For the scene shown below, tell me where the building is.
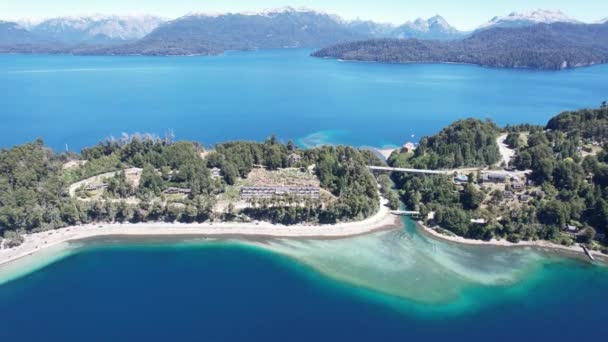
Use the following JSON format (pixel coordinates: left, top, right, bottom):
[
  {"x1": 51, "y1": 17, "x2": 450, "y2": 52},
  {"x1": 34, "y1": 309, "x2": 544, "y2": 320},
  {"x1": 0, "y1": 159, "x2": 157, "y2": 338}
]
[
  {"x1": 400, "y1": 142, "x2": 416, "y2": 153},
  {"x1": 563, "y1": 225, "x2": 579, "y2": 233},
  {"x1": 164, "y1": 187, "x2": 192, "y2": 195},
  {"x1": 482, "y1": 173, "x2": 507, "y2": 183},
  {"x1": 288, "y1": 153, "x2": 302, "y2": 163},
  {"x1": 504, "y1": 190, "x2": 514, "y2": 199},
  {"x1": 240, "y1": 186, "x2": 320, "y2": 200},
  {"x1": 85, "y1": 183, "x2": 108, "y2": 191},
  {"x1": 512, "y1": 182, "x2": 525, "y2": 190},
  {"x1": 210, "y1": 167, "x2": 221, "y2": 178},
  {"x1": 454, "y1": 174, "x2": 469, "y2": 184}
]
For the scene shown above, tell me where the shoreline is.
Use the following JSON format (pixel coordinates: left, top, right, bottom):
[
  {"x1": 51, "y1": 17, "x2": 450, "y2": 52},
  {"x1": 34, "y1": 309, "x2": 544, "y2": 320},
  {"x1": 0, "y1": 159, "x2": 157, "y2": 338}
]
[
  {"x1": 0, "y1": 200, "x2": 400, "y2": 268},
  {"x1": 416, "y1": 220, "x2": 608, "y2": 263}
]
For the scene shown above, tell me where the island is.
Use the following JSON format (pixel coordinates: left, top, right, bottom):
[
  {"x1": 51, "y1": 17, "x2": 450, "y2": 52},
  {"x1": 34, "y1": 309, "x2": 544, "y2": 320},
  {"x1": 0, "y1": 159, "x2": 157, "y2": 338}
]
[
  {"x1": 312, "y1": 22, "x2": 608, "y2": 70},
  {"x1": 383, "y1": 103, "x2": 608, "y2": 257}
]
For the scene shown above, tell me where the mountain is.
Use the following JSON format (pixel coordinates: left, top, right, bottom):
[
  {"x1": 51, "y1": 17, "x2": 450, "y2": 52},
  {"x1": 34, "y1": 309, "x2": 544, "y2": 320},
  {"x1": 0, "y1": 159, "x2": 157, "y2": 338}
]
[
  {"x1": 478, "y1": 9, "x2": 579, "y2": 30},
  {"x1": 31, "y1": 15, "x2": 165, "y2": 44},
  {"x1": 392, "y1": 15, "x2": 465, "y2": 40},
  {"x1": 312, "y1": 22, "x2": 608, "y2": 70},
  {"x1": 0, "y1": 20, "x2": 42, "y2": 45},
  {"x1": 91, "y1": 8, "x2": 366, "y2": 55},
  {"x1": 0, "y1": 20, "x2": 67, "y2": 52},
  {"x1": 346, "y1": 19, "x2": 395, "y2": 38}
]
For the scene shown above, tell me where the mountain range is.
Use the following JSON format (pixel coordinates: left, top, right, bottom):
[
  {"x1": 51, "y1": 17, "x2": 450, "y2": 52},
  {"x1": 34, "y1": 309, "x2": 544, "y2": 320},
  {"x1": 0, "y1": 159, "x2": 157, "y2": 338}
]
[
  {"x1": 30, "y1": 15, "x2": 165, "y2": 44},
  {"x1": 0, "y1": 8, "x2": 605, "y2": 58},
  {"x1": 476, "y1": 9, "x2": 580, "y2": 30}
]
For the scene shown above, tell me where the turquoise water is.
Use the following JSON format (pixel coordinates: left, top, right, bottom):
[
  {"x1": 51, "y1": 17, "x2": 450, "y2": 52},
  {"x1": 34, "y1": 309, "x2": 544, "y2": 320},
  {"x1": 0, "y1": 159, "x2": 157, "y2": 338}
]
[
  {"x1": 0, "y1": 219, "x2": 607, "y2": 341},
  {"x1": 1, "y1": 49, "x2": 608, "y2": 150}
]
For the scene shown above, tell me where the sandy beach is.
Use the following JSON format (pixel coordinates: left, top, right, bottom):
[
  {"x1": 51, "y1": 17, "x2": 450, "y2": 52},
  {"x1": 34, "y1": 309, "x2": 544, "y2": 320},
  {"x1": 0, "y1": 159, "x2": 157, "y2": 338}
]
[
  {"x1": 416, "y1": 220, "x2": 608, "y2": 262},
  {"x1": 0, "y1": 199, "x2": 400, "y2": 267}
]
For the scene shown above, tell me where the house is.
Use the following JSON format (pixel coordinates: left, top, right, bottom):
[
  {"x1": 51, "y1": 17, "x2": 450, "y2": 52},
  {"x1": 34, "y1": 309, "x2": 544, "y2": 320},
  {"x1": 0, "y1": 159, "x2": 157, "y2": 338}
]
[
  {"x1": 210, "y1": 167, "x2": 221, "y2": 178},
  {"x1": 240, "y1": 186, "x2": 320, "y2": 200},
  {"x1": 454, "y1": 174, "x2": 469, "y2": 184},
  {"x1": 85, "y1": 183, "x2": 108, "y2": 191},
  {"x1": 164, "y1": 187, "x2": 192, "y2": 195},
  {"x1": 512, "y1": 182, "x2": 525, "y2": 191},
  {"x1": 518, "y1": 194, "x2": 530, "y2": 201},
  {"x1": 563, "y1": 225, "x2": 579, "y2": 233},
  {"x1": 288, "y1": 153, "x2": 302, "y2": 163},
  {"x1": 482, "y1": 173, "x2": 507, "y2": 183},
  {"x1": 399, "y1": 142, "x2": 416, "y2": 154},
  {"x1": 503, "y1": 190, "x2": 514, "y2": 199}
]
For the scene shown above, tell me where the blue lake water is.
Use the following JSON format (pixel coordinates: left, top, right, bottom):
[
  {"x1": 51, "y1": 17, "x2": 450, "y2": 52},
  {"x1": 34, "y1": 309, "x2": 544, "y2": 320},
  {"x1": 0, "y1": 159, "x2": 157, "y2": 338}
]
[
  {"x1": 1, "y1": 49, "x2": 608, "y2": 150},
  {"x1": 0, "y1": 234, "x2": 607, "y2": 342},
  {"x1": 1, "y1": 50, "x2": 608, "y2": 341}
]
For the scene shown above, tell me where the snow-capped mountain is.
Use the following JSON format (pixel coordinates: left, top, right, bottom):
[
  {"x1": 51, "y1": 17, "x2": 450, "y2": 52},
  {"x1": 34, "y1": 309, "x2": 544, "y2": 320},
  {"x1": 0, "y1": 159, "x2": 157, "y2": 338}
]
[
  {"x1": 599, "y1": 18, "x2": 608, "y2": 24},
  {"x1": 0, "y1": 20, "x2": 47, "y2": 45},
  {"x1": 31, "y1": 15, "x2": 165, "y2": 44},
  {"x1": 346, "y1": 19, "x2": 395, "y2": 37},
  {"x1": 478, "y1": 9, "x2": 580, "y2": 30},
  {"x1": 392, "y1": 15, "x2": 464, "y2": 40}
]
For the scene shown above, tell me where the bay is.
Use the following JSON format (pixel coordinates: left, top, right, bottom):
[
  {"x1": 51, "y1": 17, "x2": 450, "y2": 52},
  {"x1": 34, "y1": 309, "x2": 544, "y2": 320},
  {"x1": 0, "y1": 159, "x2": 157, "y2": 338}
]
[{"x1": 1, "y1": 49, "x2": 607, "y2": 150}]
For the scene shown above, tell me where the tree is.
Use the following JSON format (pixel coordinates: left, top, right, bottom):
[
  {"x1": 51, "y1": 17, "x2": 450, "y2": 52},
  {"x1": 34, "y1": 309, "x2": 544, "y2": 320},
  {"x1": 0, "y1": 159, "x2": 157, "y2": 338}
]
[
  {"x1": 538, "y1": 200, "x2": 568, "y2": 227},
  {"x1": 461, "y1": 184, "x2": 484, "y2": 210}
]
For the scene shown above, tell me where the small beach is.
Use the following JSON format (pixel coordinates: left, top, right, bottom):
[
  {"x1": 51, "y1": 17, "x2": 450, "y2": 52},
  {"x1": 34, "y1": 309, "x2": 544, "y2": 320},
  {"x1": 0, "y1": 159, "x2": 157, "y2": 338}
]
[
  {"x1": 0, "y1": 199, "x2": 399, "y2": 268},
  {"x1": 416, "y1": 220, "x2": 608, "y2": 263}
]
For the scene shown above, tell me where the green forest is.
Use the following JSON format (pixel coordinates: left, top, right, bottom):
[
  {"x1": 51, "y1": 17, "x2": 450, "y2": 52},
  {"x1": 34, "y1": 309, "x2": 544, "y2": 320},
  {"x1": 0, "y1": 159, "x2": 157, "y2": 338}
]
[
  {"x1": 0, "y1": 136, "x2": 381, "y2": 246},
  {"x1": 388, "y1": 119, "x2": 501, "y2": 169}
]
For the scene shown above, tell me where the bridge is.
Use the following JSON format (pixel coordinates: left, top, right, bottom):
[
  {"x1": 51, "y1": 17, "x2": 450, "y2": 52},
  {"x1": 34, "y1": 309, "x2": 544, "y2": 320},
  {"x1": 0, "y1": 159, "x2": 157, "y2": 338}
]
[
  {"x1": 391, "y1": 210, "x2": 421, "y2": 216},
  {"x1": 367, "y1": 166, "x2": 451, "y2": 175}
]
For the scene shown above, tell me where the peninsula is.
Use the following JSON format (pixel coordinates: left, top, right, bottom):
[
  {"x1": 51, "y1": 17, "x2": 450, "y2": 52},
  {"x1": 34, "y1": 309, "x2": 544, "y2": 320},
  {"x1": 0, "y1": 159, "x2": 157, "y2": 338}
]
[
  {"x1": 382, "y1": 104, "x2": 608, "y2": 256},
  {"x1": 2, "y1": 106, "x2": 608, "y2": 266},
  {"x1": 0, "y1": 136, "x2": 398, "y2": 261}
]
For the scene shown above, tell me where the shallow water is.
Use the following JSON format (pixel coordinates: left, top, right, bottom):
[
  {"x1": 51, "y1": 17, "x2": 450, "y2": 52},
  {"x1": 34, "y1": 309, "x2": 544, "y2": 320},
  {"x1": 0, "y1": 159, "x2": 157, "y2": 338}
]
[
  {"x1": 1, "y1": 219, "x2": 607, "y2": 341},
  {"x1": 1, "y1": 50, "x2": 608, "y2": 150}
]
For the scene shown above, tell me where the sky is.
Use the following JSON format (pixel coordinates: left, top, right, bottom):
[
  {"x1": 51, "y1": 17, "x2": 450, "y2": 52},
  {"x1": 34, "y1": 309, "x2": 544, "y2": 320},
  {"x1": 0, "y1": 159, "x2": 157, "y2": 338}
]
[{"x1": 1, "y1": 0, "x2": 607, "y2": 30}]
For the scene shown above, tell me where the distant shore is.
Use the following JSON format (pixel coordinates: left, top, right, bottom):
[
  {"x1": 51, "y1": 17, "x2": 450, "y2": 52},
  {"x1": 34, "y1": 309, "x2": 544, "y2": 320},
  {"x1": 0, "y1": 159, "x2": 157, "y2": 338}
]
[
  {"x1": 0, "y1": 199, "x2": 400, "y2": 268},
  {"x1": 416, "y1": 220, "x2": 608, "y2": 263}
]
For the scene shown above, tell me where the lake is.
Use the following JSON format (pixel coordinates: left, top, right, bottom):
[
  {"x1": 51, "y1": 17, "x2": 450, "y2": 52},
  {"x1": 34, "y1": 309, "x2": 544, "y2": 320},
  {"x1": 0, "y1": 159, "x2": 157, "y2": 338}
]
[
  {"x1": 1, "y1": 49, "x2": 607, "y2": 150},
  {"x1": 1, "y1": 50, "x2": 608, "y2": 341}
]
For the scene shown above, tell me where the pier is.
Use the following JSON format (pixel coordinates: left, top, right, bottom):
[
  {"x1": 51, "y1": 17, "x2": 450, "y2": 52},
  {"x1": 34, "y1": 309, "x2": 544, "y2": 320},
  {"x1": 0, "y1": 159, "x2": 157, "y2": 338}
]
[{"x1": 582, "y1": 245, "x2": 596, "y2": 261}]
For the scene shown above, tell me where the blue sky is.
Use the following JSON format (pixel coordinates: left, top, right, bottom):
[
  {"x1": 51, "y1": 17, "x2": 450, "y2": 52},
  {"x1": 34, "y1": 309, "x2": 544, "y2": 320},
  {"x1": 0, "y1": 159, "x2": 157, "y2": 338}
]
[{"x1": 2, "y1": 0, "x2": 607, "y2": 30}]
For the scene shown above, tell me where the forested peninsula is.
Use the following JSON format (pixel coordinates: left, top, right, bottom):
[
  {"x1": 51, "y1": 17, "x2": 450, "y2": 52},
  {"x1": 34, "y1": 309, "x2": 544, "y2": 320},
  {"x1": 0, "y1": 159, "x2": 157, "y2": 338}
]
[
  {"x1": 313, "y1": 23, "x2": 608, "y2": 70},
  {"x1": 0, "y1": 137, "x2": 382, "y2": 247},
  {"x1": 387, "y1": 104, "x2": 608, "y2": 254}
]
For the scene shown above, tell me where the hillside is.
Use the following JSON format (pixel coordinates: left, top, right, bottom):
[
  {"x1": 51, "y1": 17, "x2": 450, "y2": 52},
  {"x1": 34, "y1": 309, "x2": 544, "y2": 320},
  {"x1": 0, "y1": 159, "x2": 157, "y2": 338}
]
[
  {"x1": 389, "y1": 119, "x2": 501, "y2": 169},
  {"x1": 312, "y1": 22, "x2": 608, "y2": 70}
]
